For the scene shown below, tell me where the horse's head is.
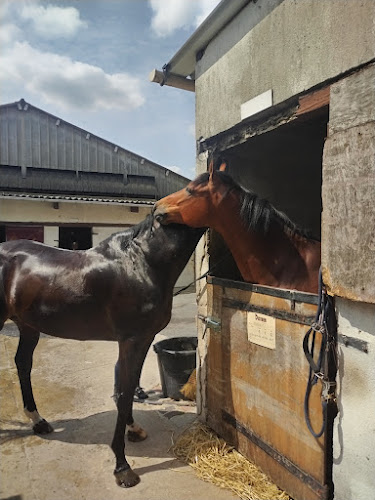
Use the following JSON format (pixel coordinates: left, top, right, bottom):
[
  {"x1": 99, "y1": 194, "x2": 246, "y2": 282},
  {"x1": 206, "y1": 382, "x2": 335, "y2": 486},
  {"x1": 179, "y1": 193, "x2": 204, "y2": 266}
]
[{"x1": 153, "y1": 161, "x2": 231, "y2": 228}]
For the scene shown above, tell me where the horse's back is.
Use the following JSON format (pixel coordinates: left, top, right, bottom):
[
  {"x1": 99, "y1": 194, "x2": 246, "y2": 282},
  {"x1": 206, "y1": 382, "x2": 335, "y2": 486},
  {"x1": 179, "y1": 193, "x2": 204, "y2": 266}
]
[
  {"x1": 0, "y1": 239, "x2": 76, "y2": 258},
  {"x1": 0, "y1": 238, "x2": 159, "y2": 340},
  {"x1": 0, "y1": 240, "x2": 93, "y2": 333}
]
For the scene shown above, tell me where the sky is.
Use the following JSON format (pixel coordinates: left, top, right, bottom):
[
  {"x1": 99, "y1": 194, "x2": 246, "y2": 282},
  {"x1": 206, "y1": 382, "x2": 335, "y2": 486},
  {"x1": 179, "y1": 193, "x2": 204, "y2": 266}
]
[{"x1": 0, "y1": 0, "x2": 221, "y2": 179}]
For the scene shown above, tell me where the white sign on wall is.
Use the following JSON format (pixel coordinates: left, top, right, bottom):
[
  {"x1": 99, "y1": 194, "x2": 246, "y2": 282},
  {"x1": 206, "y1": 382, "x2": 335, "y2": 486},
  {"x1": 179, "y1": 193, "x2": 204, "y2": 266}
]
[
  {"x1": 247, "y1": 311, "x2": 276, "y2": 349},
  {"x1": 241, "y1": 89, "x2": 273, "y2": 121}
]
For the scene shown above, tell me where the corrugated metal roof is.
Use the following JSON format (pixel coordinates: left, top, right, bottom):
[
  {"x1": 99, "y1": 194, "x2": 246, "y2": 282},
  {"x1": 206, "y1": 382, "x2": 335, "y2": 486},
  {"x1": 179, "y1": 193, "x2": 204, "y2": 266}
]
[
  {"x1": 0, "y1": 165, "x2": 158, "y2": 199},
  {"x1": 0, "y1": 99, "x2": 191, "y2": 199}
]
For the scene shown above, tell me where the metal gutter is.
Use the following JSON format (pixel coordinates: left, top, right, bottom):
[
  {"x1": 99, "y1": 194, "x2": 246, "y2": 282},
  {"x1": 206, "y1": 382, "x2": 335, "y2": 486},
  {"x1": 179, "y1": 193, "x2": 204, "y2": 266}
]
[{"x1": 150, "y1": 0, "x2": 251, "y2": 89}]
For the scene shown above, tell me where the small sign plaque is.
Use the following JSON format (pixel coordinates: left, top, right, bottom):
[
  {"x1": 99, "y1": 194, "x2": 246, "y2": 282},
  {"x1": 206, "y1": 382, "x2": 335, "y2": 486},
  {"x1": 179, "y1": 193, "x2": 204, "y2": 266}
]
[{"x1": 247, "y1": 311, "x2": 276, "y2": 349}]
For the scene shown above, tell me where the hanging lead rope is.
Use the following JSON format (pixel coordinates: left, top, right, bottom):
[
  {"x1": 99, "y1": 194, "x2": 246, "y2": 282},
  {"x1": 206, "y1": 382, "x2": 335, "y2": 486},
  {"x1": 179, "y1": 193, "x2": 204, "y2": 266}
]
[
  {"x1": 173, "y1": 270, "x2": 209, "y2": 296},
  {"x1": 173, "y1": 248, "x2": 233, "y2": 297},
  {"x1": 303, "y1": 268, "x2": 338, "y2": 438}
]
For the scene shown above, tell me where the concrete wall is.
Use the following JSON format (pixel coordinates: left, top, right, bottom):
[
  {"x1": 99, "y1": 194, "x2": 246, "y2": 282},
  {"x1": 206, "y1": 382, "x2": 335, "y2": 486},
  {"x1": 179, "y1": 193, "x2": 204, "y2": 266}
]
[
  {"x1": 0, "y1": 198, "x2": 150, "y2": 225},
  {"x1": 195, "y1": 0, "x2": 375, "y2": 141},
  {"x1": 44, "y1": 225, "x2": 59, "y2": 247},
  {"x1": 333, "y1": 298, "x2": 375, "y2": 500},
  {"x1": 321, "y1": 64, "x2": 375, "y2": 500}
]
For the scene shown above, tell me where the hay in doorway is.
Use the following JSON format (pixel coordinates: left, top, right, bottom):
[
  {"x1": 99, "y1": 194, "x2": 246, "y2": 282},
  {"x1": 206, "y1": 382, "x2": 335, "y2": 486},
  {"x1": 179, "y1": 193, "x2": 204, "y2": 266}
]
[{"x1": 172, "y1": 421, "x2": 290, "y2": 500}]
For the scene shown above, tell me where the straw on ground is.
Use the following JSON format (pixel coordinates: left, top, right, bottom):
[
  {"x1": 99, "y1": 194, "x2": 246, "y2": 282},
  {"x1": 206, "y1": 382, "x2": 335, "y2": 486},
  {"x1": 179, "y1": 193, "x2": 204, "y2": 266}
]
[{"x1": 172, "y1": 421, "x2": 290, "y2": 500}]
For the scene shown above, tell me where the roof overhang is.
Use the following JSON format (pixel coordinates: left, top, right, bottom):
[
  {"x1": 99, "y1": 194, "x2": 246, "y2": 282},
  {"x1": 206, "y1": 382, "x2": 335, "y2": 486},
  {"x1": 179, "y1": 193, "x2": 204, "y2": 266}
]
[
  {"x1": 0, "y1": 192, "x2": 154, "y2": 207},
  {"x1": 149, "y1": 0, "x2": 251, "y2": 92}
]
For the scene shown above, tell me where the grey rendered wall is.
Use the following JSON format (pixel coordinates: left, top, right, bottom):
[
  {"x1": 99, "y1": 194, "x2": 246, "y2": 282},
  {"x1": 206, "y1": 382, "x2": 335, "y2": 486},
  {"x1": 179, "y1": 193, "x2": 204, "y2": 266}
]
[
  {"x1": 195, "y1": 0, "x2": 375, "y2": 141},
  {"x1": 333, "y1": 298, "x2": 375, "y2": 500}
]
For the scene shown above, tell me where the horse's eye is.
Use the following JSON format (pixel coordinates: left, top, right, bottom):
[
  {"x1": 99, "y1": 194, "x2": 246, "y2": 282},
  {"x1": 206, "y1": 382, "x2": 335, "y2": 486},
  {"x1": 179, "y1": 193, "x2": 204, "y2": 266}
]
[{"x1": 186, "y1": 187, "x2": 193, "y2": 195}]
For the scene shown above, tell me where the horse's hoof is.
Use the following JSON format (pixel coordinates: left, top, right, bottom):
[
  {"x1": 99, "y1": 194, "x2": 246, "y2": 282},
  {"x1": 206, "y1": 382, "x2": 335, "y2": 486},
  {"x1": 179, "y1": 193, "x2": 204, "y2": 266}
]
[
  {"x1": 128, "y1": 429, "x2": 147, "y2": 442},
  {"x1": 33, "y1": 419, "x2": 54, "y2": 434},
  {"x1": 115, "y1": 468, "x2": 140, "y2": 488}
]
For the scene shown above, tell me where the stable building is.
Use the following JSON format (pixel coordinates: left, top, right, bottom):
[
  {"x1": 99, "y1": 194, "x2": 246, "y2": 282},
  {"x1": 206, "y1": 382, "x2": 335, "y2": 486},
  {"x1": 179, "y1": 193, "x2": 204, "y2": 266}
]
[
  {"x1": 0, "y1": 99, "x2": 194, "y2": 286},
  {"x1": 151, "y1": 1, "x2": 375, "y2": 499}
]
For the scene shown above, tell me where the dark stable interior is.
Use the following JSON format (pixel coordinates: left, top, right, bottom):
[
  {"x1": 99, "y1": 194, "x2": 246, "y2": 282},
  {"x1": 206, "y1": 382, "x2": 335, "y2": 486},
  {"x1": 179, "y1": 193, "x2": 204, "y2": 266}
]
[{"x1": 209, "y1": 109, "x2": 328, "y2": 282}]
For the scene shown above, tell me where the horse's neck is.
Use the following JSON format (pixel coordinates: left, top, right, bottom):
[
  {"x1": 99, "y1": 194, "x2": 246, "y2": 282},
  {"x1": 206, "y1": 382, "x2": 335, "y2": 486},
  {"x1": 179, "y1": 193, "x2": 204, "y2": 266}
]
[
  {"x1": 214, "y1": 215, "x2": 278, "y2": 283},
  {"x1": 214, "y1": 207, "x2": 320, "y2": 293},
  {"x1": 121, "y1": 225, "x2": 201, "y2": 288}
]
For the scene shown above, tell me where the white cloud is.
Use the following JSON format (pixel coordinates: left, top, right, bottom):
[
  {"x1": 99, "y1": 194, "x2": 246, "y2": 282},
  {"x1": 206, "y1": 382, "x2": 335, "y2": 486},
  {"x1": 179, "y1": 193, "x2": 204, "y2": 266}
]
[
  {"x1": 20, "y1": 3, "x2": 87, "y2": 39},
  {"x1": 0, "y1": 41, "x2": 145, "y2": 112},
  {"x1": 150, "y1": 0, "x2": 220, "y2": 37},
  {"x1": 0, "y1": 22, "x2": 21, "y2": 46},
  {"x1": 0, "y1": 0, "x2": 12, "y2": 20}
]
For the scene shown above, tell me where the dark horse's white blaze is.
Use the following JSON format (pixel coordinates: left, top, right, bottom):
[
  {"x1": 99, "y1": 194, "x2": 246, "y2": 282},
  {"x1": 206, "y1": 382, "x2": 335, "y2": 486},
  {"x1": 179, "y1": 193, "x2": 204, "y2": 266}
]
[{"x1": 0, "y1": 215, "x2": 204, "y2": 488}]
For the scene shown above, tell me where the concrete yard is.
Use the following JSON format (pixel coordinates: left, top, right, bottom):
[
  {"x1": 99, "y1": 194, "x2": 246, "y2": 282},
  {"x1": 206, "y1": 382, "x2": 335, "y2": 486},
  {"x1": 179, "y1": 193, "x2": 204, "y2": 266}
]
[{"x1": 0, "y1": 293, "x2": 236, "y2": 500}]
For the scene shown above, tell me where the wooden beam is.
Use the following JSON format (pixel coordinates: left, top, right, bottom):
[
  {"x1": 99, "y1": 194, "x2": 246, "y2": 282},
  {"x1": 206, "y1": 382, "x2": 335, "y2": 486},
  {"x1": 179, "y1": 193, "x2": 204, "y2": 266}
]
[
  {"x1": 296, "y1": 86, "x2": 330, "y2": 116},
  {"x1": 149, "y1": 69, "x2": 195, "y2": 93}
]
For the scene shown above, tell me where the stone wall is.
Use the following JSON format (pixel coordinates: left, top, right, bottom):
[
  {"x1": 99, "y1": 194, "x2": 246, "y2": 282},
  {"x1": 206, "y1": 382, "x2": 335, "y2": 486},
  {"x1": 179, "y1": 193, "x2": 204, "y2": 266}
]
[{"x1": 322, "y1": 63, "x2": 375, "y2": 500}]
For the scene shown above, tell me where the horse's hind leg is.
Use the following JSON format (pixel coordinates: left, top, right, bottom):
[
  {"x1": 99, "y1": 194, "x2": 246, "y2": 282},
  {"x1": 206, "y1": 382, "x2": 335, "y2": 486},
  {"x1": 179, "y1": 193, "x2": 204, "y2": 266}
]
[{"x1": 14, "y1": 324, "x2": 53, "y2": 434}]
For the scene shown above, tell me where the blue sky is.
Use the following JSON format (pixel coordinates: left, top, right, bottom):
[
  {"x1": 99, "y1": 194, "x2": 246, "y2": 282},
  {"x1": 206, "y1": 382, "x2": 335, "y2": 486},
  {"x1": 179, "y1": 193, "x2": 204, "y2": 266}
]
[{"x1": 0, "y1": 1, "x2": 220, "y2": 179}]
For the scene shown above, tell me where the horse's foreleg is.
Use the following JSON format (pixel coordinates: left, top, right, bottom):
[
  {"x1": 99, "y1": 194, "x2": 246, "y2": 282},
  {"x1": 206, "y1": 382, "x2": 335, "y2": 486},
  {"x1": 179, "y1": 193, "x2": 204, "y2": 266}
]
[
  {"x1": 15, "y1": 324, "x2": 53, "y2": 434},
  {"x1": 111, "y1": 337, "x2": 152, "y2": 488},
  {"x1": 114, "y1": 360, "x2": 147, "y2": 442}
]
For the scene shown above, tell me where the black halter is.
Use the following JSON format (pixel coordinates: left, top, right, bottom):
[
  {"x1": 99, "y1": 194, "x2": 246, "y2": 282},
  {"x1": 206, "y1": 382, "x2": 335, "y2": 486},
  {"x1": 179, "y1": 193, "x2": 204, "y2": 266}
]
[{"x1": 303, "y1": 268, "x2": 338, "y2": 437}]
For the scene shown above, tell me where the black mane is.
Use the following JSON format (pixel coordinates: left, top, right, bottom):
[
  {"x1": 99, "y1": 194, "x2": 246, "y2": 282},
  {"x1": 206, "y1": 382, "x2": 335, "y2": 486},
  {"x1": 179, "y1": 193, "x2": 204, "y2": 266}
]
[
  {"x1": 194, "y1": 172, "x2": 210, "y2": 185},
  {"x1": 95, "y1": 215, "x2": 154, "y2": 254},
  {"x1": 214, "y1": 171, "x2": 314, "y2": 240}
]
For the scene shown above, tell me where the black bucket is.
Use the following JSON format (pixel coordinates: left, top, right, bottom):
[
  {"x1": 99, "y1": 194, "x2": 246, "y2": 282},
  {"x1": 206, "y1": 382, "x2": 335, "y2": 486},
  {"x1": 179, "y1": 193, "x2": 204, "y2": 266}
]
[{"x1": 153, "y1": 336, "x2": 198, "y2": 400}]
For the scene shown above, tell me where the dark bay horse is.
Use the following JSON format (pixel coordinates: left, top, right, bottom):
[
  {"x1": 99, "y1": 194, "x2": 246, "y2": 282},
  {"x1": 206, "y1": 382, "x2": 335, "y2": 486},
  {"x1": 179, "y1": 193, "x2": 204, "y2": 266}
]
[
  {"x1": 153, "y1": 162, "x2": 321, "y2": 293},
  {"x1": 0, "y1": 215, "x2": 204, "y2": 487}
]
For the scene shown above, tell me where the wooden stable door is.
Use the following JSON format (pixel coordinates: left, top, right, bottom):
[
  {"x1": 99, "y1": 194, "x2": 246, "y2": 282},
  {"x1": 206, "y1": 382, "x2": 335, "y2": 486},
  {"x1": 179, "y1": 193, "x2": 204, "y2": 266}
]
[
  {"x1": 205, "y1": 277, "x2": 334, "y2": 500},
  {"x1": 6, "y1": 226, "x2": 44, "y2": 242}
]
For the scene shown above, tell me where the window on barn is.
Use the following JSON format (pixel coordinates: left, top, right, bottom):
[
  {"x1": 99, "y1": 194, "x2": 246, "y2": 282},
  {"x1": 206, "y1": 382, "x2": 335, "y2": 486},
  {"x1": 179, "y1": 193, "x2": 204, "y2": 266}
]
[{"x1": 59, "y1": 226, "x2": 92, "y2": 250}]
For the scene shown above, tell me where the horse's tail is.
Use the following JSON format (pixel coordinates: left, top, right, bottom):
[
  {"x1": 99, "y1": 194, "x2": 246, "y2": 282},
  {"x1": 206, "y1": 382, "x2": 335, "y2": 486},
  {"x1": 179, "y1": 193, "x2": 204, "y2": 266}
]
[{"x1": 0, "y1": 251, "x2": 9, "y2": 331}]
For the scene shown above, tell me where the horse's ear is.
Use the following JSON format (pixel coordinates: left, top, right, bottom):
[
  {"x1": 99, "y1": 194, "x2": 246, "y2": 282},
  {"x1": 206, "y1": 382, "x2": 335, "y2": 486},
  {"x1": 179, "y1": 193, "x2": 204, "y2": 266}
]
[{"x1": 208, "y1": 157, "x2": 214, "y2": 175}]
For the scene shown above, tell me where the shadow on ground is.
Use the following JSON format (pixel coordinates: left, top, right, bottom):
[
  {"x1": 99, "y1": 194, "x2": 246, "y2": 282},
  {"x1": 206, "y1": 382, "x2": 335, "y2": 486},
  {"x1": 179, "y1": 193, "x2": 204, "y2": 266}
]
[{"x1": 0, "y1": 408, "x2": 187, "y2": 460}]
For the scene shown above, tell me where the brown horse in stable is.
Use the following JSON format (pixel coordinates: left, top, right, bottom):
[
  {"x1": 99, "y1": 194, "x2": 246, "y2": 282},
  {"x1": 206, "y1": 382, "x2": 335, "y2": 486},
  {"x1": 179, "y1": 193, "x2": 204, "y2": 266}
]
[
  {"x1": 0, "y1": 215, "x2": 204, "y2": 487},
  {"x1": 154, "y1": 162, "x2": 321, "y2": 293}
]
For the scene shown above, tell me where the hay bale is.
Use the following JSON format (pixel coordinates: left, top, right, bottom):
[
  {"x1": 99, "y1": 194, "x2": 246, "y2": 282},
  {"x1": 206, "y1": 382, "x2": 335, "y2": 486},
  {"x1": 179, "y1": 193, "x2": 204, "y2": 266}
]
[
  {"x1": 172, "y1": 421, "x2": 290, "y2": 500},
  {"x1": 180, "y1": 368, "x2": 197, "y2": 400}
]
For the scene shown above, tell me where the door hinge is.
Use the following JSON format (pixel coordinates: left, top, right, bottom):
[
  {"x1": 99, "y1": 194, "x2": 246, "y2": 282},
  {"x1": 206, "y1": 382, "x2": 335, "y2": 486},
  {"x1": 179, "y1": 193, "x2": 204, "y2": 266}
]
[{"x1": 198, "y1": 315, "x2": 221, "y2": 332}]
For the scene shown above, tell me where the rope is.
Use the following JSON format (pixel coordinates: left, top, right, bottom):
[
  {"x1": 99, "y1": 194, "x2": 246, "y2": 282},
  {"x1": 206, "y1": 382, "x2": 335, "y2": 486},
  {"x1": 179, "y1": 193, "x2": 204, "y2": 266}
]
[
  {"x1": 173, "y1": 270, "x2": 209, "y2": 297},
  {"x1": 173, "y1": 248, "x2": 233, "y2": 297},
  {"x1": 303, "y1": 268, "x2": 337, "y2": 438}
]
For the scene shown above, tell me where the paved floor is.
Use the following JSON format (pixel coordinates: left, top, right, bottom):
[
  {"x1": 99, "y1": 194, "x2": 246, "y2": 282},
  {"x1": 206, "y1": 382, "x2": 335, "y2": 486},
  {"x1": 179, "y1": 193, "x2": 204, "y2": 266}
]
[{"x1": 0, "y1": 293, "x2": 236, "y2": 500}]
